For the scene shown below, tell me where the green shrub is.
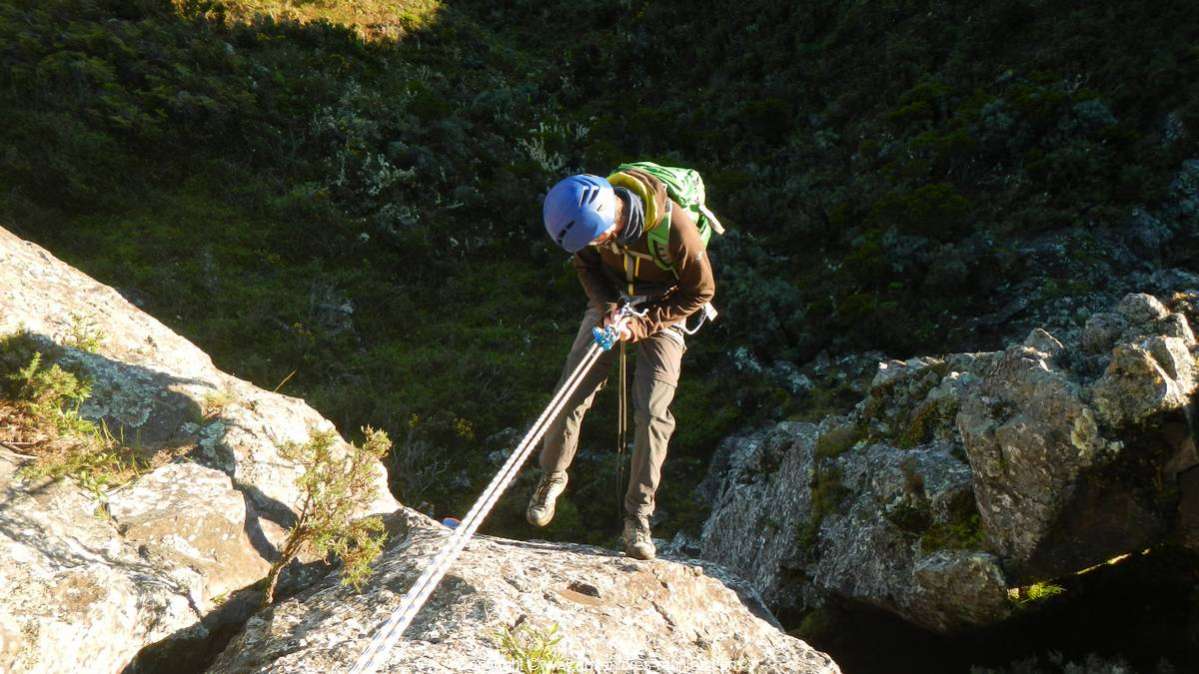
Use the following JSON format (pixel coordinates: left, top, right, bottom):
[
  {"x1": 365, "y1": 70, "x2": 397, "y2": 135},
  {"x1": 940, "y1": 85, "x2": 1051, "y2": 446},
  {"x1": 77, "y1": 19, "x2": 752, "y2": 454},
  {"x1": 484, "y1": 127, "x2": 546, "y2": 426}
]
[
  {"x1": 870, "y1": 183, "x2": 973, "y2": 241},
  {"x1": 264, "y1": 426, "x2": 391, "y2": 604},
  {"x1": 493, "y1": 621, "x2": 577, "y2": 674},
  {"x1": 0, "y1": 333, "x2": 142, "y2": 499},
  {"x1": 6, "y1": 351, "x2": 92, "y2": 434},
  {"x1": 887, "y1": 76, "x2": 953, "y2": 130}
]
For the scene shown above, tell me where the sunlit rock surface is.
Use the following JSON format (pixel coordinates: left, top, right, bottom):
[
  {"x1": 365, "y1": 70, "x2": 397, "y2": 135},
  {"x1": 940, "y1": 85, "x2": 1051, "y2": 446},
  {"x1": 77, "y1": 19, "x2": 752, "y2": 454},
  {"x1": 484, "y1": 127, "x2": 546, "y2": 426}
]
[
  {"x1": 209, "y1": 510, "x2": 840, "y2": 674},
  {"x1": 0, "y1": 227, "x2": 398, "y2": 673}
]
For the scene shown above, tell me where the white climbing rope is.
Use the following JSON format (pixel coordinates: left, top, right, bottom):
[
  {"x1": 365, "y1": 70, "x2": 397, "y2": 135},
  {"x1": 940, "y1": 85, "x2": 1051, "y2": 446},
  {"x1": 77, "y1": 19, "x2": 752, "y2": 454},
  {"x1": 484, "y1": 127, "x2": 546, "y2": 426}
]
[{"x1": 348, "y1": 340, "x2": 607, "y2": 674}]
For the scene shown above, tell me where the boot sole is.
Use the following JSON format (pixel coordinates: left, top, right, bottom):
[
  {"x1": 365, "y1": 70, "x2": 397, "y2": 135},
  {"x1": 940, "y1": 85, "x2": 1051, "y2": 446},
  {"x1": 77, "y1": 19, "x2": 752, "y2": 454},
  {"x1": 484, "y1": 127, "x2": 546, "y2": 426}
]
[{"x1": 526, "y1": 505, "x2": 555, "y2": 528}]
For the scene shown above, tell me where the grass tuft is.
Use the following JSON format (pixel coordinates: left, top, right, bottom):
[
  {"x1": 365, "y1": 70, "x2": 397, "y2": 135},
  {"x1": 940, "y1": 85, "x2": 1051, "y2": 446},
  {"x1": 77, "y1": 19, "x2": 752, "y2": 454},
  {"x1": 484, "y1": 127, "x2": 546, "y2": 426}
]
[
  {"x1": 1, "y1": 333, "x2": 144, "y2": 499},
  {"x1": 1008, "y1": 581, "x2": 1067, "y2": 608}
]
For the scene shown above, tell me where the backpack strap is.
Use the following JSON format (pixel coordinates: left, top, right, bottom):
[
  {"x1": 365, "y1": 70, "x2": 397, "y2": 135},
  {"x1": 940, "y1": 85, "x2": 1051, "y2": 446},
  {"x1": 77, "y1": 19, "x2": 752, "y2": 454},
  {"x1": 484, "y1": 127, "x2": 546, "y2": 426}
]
[
  {"x1": 606, "y1": 206, "x2": 676, "y2": 278},
  {"x1": 602, "y1": 240, "x2": 650, "y2": 295},
  {"x1": 607, "y1": 169, "x2": 677, "y2": 275},
  {"x1": 645, "y1": 201, "x2": 677, "y2": 275},
  {"x1": 622, "y1": 252, "x2": 639, "y2": 296}
]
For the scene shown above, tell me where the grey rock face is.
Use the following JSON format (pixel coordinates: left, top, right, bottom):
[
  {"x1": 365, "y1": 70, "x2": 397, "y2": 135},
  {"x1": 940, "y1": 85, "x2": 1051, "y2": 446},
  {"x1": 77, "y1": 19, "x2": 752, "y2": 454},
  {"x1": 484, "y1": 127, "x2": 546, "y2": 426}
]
[
  {"x1": 812, "y1": 441, "x2": 1009, "y2": 633},
  {"x1": 700, "y1": 415, "x2": 1009, "y2": 633},
  {"x1": 960, "y1": 293, "x2": 1198, "y2": 580},
  {"x1": 0, "y1": 453, "x2": 198, "y2": 674},
  {"x1": 956, "y1": 342, "x2": 1104, "y2": 570},
  {"x1": 210, "y1": 510, "x2": 840, "y2": 674},
  {"x1": 0, "y1": 227, "x2": 398, "y2": 673},
  {"x1": 700, "y1": 290, "x2": 1199, "y2": 632},
  {"x1": 699, "y1": 422, "x2": 820, "y2": 611}
]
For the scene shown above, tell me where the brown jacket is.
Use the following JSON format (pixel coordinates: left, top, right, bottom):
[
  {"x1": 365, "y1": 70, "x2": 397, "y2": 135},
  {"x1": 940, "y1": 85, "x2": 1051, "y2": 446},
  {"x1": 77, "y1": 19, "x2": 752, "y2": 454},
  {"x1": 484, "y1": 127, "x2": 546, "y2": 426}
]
[{"x1": 571, "y1": 171, "x2": 716, "y2": 341}]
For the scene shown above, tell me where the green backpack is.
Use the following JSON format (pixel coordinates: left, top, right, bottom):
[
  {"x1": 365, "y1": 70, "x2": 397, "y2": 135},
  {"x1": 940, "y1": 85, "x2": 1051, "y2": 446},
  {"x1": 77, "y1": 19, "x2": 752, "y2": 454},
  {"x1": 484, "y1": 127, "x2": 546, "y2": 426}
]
[{"x1": 611, "y1": 161, "x2": 726, "y2": 272}]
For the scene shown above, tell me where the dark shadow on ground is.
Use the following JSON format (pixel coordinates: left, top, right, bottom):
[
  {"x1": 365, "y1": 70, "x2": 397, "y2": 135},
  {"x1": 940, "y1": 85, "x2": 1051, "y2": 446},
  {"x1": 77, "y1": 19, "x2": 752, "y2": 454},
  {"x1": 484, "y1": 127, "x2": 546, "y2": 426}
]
[{"x1": 794, "y1": 547, "x2": 1199, "y2": 674}]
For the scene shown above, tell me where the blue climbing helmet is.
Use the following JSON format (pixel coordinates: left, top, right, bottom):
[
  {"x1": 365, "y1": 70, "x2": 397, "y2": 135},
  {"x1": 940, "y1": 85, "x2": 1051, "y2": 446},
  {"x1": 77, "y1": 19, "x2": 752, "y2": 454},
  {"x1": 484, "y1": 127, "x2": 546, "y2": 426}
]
[{"x1": 543, "y1": 174, "x2": 618, "y2": 253}]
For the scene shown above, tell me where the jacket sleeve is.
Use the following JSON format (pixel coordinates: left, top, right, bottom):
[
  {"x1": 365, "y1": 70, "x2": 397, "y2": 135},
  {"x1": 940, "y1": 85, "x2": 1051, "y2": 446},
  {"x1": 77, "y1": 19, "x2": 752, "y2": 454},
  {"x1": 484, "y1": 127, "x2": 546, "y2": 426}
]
[
  {"x1": 626, "y1": 206, "x2": 716, "y2": 341},
  {"x1": 572, "y1": 247, "x2": 620, "y2": 309}
]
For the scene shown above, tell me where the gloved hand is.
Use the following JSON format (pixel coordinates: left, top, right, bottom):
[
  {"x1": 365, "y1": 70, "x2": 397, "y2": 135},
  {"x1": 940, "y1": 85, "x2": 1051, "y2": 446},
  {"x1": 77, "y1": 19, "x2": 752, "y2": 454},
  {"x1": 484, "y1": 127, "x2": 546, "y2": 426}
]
[
  {"x1": 592, "y1": 309, "x2": 633, "y2": 351},
  {"x1": 601, "y1": 307, "x2": 633, "y2": 342}
]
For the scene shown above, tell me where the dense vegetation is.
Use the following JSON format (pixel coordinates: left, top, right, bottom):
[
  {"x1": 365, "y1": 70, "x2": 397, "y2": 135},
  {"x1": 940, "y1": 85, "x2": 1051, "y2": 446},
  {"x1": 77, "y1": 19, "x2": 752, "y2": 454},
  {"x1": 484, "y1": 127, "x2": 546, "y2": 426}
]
[{"x1": 1, "y1": 0, "x2": 1197, "y2": 565}]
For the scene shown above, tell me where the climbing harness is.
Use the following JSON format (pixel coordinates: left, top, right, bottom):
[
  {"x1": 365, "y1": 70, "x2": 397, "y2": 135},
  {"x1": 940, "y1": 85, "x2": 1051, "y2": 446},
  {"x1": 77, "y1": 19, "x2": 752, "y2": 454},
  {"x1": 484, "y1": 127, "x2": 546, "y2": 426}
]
[
  {"x1": 682, "y1": 301, "x2": 719, "y2": 336},
  {"x1": 348, "y1": 304, "x2": 639, "y2": 674},
  {"x1": 601, "y1": 197, "x2": 718, "y2": 340}
]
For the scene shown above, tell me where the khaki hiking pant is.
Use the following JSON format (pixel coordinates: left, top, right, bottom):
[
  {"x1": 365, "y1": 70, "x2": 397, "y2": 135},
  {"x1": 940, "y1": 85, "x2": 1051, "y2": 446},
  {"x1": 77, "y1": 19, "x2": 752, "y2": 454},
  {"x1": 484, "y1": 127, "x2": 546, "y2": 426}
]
[{"x1": 539, "y1": 305, "x2": 685, "y2": 521}]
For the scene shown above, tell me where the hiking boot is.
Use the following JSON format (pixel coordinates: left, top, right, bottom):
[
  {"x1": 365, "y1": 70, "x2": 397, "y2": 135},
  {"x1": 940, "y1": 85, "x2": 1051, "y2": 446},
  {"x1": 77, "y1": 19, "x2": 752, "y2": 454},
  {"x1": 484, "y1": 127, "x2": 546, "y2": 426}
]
[
  {"x1": 526, "y1": 471, "x2": 568, "y2": 527},
  {"x1": 623, "y1": 515, "x2": 656, "y2": 560}
]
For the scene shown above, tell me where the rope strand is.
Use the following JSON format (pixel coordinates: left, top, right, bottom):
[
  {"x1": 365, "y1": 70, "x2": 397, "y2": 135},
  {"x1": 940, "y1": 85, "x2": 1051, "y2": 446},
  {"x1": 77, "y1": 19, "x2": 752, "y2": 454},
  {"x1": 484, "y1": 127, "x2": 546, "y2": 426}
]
[
  {"x1": 348, "y1": 342, "x2": 605, "y2": 674},
  {"x1": 617, "y1": 340, "x2": 627, "y2": 520}
]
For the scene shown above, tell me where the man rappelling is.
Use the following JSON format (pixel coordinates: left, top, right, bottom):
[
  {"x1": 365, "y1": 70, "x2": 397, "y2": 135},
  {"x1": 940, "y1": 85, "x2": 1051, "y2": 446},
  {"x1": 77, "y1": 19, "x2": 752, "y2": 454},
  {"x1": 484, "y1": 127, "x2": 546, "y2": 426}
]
[
  {"x1": 529, "y1": 164, "x2": 719, "y2": 560},
  {"x1": 348, "y1": 166, "x2": 721, "y2": 669}
]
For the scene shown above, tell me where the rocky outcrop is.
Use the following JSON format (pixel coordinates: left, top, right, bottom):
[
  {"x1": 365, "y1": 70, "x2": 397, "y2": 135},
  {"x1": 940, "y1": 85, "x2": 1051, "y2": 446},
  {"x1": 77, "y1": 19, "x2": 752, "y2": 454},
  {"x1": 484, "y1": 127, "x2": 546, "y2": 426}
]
[
  {"x1": 0, "y1": 227, "x2": 398, "y2": 673},
  {"x1": 209, "y1": 510, "x2": 839, "y2": 674},
  {"x1": 960, "y1": 292, "x2": 1198, "y2": 580},
  {"x1": 698, "y1": 420, "x2": 1011, "y2": 634},
  {"x1": 699, "y1": 290, "x2": 1199, "y2": 633}
]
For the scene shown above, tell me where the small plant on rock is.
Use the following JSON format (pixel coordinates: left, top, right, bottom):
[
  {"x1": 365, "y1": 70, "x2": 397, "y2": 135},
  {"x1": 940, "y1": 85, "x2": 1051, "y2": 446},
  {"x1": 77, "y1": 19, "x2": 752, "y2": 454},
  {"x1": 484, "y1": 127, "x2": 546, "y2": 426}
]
[
  {"x1": 493, "y1": 620, "x2": 577, "y2": 674},
  {"x1": 1, "y1": 334, "x2": 142, "y2": 499},
  {"x1": 263, "y1": 426, "x2": 391, "y2": 605},
  {"x1": 1008, "y1": 581, "x2": 1066, "y2": 608},
  {"x1": 200, "y1": 388, "x2": 235, "y2": 422},
  {"x1": 6, "y1": 351, "x2": 93, "y2": 436},
  {"x1": 63, "y1": 312, "x2": 106, "y2": 353}
]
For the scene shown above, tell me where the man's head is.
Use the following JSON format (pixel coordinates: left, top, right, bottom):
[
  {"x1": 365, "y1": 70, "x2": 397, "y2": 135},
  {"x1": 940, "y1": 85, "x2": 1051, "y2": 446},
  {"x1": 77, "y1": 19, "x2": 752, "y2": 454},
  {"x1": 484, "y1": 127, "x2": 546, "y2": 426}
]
[{"x1": 543, "y1": 174, "x2": 625, "y2": 252}]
